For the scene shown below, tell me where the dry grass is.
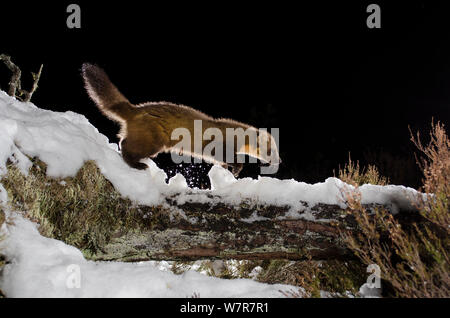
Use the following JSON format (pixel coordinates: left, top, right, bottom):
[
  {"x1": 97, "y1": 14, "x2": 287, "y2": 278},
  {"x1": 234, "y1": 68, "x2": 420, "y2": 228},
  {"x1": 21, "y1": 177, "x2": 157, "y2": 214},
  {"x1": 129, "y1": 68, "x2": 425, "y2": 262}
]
[
  {"x1": 341, "y1": 121, "x2": 449, "y2": 297},
  {"x1": 337, "y1": 155, "x2": 388, "y2": 187},
  {"x1": 410, "y1": 121, "x2": 450, "y2": 230},
  {"x1": 258, "y1": 258, "x2": 365, "y2": 298},
  {"x1": 1, "y1": 158, "x2": 169, "y2": 257}
]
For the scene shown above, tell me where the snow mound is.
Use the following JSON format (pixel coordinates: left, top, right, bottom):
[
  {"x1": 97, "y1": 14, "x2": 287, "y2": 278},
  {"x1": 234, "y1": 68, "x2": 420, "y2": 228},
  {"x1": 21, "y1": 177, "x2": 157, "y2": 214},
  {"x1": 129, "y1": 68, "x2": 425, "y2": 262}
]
[{"x1": 0, "y1": 90, "x2": 421, "y2": 215}]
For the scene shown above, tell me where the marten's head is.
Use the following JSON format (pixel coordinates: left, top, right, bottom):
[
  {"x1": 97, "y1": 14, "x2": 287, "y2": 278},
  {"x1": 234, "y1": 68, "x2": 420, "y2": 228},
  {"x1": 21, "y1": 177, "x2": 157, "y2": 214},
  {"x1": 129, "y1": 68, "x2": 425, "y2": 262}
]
[
  {"x1": 256, "y1": 129, "x2": 281, "y2": 168},
  {"x1": 236, "y1": 128, "x2": 281, "y2": 173}
]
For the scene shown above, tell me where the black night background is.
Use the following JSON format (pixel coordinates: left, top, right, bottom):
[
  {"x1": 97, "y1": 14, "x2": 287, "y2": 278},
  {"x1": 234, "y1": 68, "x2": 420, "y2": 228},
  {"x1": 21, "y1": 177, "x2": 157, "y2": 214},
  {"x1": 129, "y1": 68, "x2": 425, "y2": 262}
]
[{"x1": 1, "y1": 1, "x2": 449, "y2": 189}]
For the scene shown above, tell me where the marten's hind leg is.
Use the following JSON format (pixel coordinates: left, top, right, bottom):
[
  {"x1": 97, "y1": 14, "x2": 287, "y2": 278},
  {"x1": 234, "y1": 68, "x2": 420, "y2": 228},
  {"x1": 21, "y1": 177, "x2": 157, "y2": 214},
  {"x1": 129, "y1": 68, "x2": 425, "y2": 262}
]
[
  {"x1": 122, "y1": 151, "x2": 148, "y2": 170},
  {"x1": 120, "y1": 138, "x2": 159, "y2": 170}
]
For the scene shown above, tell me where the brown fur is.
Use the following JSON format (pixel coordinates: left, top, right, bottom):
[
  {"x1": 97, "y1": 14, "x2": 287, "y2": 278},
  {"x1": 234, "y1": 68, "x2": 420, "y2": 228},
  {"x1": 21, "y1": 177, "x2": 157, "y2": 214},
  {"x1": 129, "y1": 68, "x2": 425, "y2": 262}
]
[{"x1": 82, "y1": 63, "x2": 279, "y2": 175}]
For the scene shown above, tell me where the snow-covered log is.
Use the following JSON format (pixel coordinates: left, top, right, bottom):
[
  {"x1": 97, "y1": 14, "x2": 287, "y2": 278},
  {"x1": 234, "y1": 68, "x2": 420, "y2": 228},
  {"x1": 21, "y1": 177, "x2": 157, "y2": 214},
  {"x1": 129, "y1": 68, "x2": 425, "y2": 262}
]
[{"x1": 92, "y1": 195, "x2": 419, "y2": 262}]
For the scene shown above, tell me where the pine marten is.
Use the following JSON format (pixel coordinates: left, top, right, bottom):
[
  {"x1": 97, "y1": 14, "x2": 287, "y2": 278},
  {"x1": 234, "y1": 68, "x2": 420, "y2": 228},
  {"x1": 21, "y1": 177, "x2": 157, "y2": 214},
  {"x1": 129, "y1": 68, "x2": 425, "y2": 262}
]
[{"x1": 82, "y1": 63, "x2": 280, "y2": 176}]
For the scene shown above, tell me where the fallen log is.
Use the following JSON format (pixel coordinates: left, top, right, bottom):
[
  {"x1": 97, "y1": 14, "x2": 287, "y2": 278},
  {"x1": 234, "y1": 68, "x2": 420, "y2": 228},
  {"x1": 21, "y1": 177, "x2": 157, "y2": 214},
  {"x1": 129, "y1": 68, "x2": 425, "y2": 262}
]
[
  {"x1": 3, "y1": 159, "x2": 423, "y2": 262},
  {"x1": 91, "y1": 192, "x2": 418, "y2": 262}
]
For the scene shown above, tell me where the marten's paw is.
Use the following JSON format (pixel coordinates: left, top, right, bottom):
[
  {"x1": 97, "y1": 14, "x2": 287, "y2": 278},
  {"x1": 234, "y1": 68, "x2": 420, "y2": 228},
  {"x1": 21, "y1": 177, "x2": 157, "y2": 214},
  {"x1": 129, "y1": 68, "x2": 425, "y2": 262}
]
[
  {"x1": 231, "y1": 164, "x2": 243, "y2": 177},
  {"x1": 122, "y1": 151, "x2": 148, "y2": 170}
]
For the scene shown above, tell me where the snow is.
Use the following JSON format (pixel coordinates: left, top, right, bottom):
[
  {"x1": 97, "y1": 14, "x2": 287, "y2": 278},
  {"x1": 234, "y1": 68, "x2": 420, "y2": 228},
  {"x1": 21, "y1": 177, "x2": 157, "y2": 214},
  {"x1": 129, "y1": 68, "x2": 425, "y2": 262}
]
[
  {"x1": 0, "y1": 212, "x2": 298, "y2": 298},
  {"x1": 0, "y1": 91, "x2": 422, "y2": 217},
  {"x1": 0, "y1": 183, "x2": 7, "y2": 205},
  {"x1": 358, "y1": 283, "x2": 382, "y2": 298}
]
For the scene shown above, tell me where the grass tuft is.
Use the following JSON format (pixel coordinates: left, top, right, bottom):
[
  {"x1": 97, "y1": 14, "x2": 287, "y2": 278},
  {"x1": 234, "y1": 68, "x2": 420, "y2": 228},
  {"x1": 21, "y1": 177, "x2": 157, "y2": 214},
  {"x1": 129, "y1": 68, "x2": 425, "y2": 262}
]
[
  {"x1": 337, "y1": 155, "x2": 388, "y2": 187},
  {"x1": 1, "y1": 158, "x2": 168, "y2": 257},
  {"x1": 258, "y1": 258, "x2": 365, "y2": 297}
]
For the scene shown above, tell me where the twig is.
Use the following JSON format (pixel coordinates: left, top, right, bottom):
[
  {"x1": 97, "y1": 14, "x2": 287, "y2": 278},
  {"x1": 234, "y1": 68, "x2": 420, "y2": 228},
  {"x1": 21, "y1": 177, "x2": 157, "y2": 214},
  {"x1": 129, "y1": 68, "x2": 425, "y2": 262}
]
[
  {"x1": 22, "y1": 64, "x2": 43, "y2": 102},
  {"x1": 0, "y1": 54, "x2": 22, "y2": 97},
  {"x1": 0, "y1": 54, "x2": 43, "y2": 102}
]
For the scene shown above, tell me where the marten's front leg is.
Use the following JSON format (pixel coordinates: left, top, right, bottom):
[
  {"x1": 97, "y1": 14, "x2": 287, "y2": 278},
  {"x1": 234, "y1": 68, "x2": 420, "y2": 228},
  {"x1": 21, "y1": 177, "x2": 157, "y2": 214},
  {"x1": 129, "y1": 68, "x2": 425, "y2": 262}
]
[
  {"x1": 122, "y1": 151, "x2": 148, "y2": 170},
  {"x1": 230, "y1": 163, "x2": 243, "y2": 177},
  {"x1": 221, "y1": 163, "x2": 243, "y2": 177}
]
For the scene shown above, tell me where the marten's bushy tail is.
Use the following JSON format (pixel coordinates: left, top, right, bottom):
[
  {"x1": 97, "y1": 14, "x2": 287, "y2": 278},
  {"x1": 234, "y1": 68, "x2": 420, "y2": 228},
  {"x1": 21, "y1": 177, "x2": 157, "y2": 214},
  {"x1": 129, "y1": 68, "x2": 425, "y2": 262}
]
[{"x1": 82, "y1": 63, "x2": 134, "y2": 123}]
